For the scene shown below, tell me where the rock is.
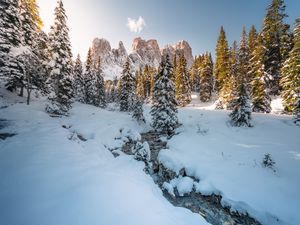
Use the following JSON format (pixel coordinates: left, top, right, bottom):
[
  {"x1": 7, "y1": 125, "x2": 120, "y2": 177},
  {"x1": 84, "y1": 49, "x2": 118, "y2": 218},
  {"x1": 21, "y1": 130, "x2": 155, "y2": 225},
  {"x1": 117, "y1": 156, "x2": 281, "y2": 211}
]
[
  {"x1": 90, "y1": 37, "x2": 194, "y2": 80},
  {"x1": 161, "y1": 40, "x2": 194, "y2": 68}
]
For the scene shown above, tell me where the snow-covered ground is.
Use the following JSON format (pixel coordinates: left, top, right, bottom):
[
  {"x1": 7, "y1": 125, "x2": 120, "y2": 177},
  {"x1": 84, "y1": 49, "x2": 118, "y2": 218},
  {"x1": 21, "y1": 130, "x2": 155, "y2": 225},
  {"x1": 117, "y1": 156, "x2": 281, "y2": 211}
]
[
  {"x1": 1, "y1": 90, "x2": 299, "y2": 225},
  {"x1": 155, "y1": 94, "x2": 300, "y2": 225},
  {"x1": 0, "y1": 90, "x2": 208, "y2": 225}
]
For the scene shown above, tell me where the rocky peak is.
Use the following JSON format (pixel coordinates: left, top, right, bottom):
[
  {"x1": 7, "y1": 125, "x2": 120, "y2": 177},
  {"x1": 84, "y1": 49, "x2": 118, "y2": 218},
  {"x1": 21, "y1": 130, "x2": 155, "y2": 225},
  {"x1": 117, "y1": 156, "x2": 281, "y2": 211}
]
[
  {"x1": 91, "y1": 38, "x2": 111, "y2": 57},
  {"x1": 161, "y1": 40, "x2": 193, "y2": 68}
]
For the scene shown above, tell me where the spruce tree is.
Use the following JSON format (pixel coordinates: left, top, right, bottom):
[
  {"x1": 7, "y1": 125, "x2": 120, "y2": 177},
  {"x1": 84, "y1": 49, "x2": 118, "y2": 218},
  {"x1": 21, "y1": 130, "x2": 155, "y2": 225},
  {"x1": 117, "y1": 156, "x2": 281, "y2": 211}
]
[
  {"x1": 280, "y1": 18, "x2": 300, "y2": 113},
  {"x1": 132, "y1": 98, "x2": 146, "y2": 124},
  {"x1": 250, "y1": 35, "x2": 271, "y2": 113},
  {"x1": 94, "y1": 56, "x2": 106, "y2": 108},
  {"x1": 190, "y1": 55, "x2": 201, "y2": 92},
  {"x1": 261, "y1": 0, "x2": 289, "y2": 95},
  {"x1": 238, "y1": 27, "x2": 250, "y2": 88},
  {"x1": 175, "y1": 55, "x2": 191, "y2": 106},
  {"x1": 151, "y1": 54, "x2": 178, "y2": 135},
  {"x1": 248, "y1": 25, "x2": 258, "y2": 86},
  {"x1": 84, "y1": 48, "x2": 97, "y2": 105},
  {"x1": 229, "y1": 84, "x2": 252, "y2": 127},
  {"x1": 199, "y1": 53, "x2": 214, "y2": 102},
  {"x1": 73, "y1": 54, "x2": 85, "y2": 103},
  {"x1": 46, "y1": 0, "x2": 73, "y2": 116},
  {"x1": 219, "y1": 41, "x2": 239, "y2": 109},
  {"x1": 119, "y1": 60, "x2": 135, "y2": 111},
  {"x1": 215, "y1": 26, "x2": 230, "y2": 93},
  {"x1": 136, "y1": 68, "x2": 145, "y2": 99},
  {"x1": 1, "y1": 0, "x2": 23, "y2": 92}
]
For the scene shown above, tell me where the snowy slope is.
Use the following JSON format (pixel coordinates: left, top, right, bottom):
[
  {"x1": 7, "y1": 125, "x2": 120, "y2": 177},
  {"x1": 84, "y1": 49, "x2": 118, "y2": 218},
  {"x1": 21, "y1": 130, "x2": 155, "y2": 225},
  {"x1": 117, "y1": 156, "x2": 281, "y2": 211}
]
[
  {"x1": 155, "y1": 94, "x2": 300, "y2": 225},
  {"x1": 0, "y1": 91, "x2": 209, "y2": 225}
]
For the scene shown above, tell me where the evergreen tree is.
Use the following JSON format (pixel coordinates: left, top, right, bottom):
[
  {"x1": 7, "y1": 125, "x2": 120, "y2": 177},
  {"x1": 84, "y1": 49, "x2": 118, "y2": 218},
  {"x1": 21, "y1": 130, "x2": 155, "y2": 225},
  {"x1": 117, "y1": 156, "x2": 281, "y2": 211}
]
[
  {"x1": 280, "y1": 24, "x2": 294, "y2": 63},
  {"x1": 94, "y1": 56, "x2": 106, "y2": 108},
  {"x1": 219, "y1": 41, "x2": 239, "y2": 109},
  {"x1": 229, "y1": 84, "x2": 252, "y2": 127},
  {"x1": 119, "y1": 60, "x2": 135, "y2": 111},
  {"x1": 136, "y1": 68, "x2": 145, "y2": 99},
  {"x1": 175, "y1": 55, "x2": 191, "y2": 106},
  {"x1": 46, "y1": 0, "x2": 73, "y2": 116},
  {"x1": 19, "y1": 0, "x2": 42, "y2": 47},
  {"x1": 1, "y1": 0, "x2": 23, "y2": 92},
  {"x1": 84, "y1": 48, "x2": 97, "y2": 105},
  {"x1": 214, "y1": 26, "x2": 230, "y2": 93},
  {"x1": 248, "y1": 25, "x2": 258, "y2": 86},
  {"x1": 261, "y1": 0, "x2": 289, "y2": 95},
  {"x1": 280, "y1": 18, "x2": 300, "y2": 113},
  {"x1": 238, "y1": 27, "x2": 250, "y2": 88},
  {"x1": 73, "y1": 54, "x2": 85, "y2": 103},
  {"x1": 151, "y1": 54, "x2": 178, "y2": 135},
  {"x1": 190, "y1": 55, "x2": 202, "y2": 92},
  {"x1": 132, "y1": 98, "x2": 145, "y2": 124},
  {"x1": 250, "y1": 35, "x2": 271, "y2": 113},
  {"x1": 199, "y1": 53, "x2": 214, "y2": 102}
]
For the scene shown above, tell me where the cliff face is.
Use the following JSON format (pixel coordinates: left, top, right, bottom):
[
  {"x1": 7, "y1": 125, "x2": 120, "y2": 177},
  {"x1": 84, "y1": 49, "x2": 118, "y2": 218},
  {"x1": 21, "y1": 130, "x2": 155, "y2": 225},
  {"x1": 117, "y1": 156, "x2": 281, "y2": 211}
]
[{"x1": 90, "y1": 37, "x2": 193, "y2": 80}]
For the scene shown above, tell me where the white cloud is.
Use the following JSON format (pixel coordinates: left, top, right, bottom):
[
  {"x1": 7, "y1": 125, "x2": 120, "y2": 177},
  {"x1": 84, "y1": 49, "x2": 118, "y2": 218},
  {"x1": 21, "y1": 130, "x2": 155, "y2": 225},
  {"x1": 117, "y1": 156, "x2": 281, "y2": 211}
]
[{"x1": 127, "y1": 16, "x2": 146, "y2": 33}]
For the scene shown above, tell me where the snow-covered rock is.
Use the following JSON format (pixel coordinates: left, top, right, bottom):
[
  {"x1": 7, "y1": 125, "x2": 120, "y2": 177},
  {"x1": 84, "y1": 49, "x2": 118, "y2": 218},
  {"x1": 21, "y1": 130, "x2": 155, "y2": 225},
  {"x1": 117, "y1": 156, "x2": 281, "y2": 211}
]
[{"x1": 90, "y1": 37, "x2": 194, "y2": 80}]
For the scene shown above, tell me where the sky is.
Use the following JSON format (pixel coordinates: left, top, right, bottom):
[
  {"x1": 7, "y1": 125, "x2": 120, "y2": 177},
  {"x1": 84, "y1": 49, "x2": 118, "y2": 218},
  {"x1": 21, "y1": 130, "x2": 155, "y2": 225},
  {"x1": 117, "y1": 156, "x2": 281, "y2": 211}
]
[{"x1": 37, "y1": 0, "x2": 299, "y2": 59}]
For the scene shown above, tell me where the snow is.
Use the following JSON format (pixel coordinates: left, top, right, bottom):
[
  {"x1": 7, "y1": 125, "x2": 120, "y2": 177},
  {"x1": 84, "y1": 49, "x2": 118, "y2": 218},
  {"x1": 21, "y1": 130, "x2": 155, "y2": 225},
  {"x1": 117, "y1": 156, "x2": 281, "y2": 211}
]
[
  {"x1": 1, "y1": 89, "x2": 299, "y2": 225},
  {"x1": 0, "y1": 89, "x2": 208, "y2": 225},
  {"x1": 163, "y1": 176, "x2": 194, "y2": 197},
  {"x1": 157, "y1": 94, "x2": 300, "y2": 225}
]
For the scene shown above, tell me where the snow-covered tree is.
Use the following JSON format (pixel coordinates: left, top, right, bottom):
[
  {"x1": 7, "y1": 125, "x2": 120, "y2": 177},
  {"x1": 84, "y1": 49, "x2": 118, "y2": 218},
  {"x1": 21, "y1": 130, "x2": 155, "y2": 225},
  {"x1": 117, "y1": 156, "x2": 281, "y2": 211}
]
[
  {"x1": 261, "y1": 0, "x2": 290, "y2": 95},
  {"x1": 46, "y1": 0, "x2": 73, "y2": 116},
  {"x1": 229, "y1": 84, "x2": 252, "y2": 127},
  {"x1": 94, "y1": 56, "x2": 106, "y2": 108},
  {"x1": 280, "y1": 18, "x2": 300, "y2": 113},
  {"x1": 250, "y1": 35, "x2": 271, "y2": 113},
  {"x1": 199, "y1": 53, "x2": 214, "y2": 102},
  {"x1": 119, "y1": 60, "x2": 135, "y2": 111},
  {"x1": 175, "y1": 55, "x2": 191, "y2": 106},
  {"x1": 0, "y1": 0, "x2": 23, "y2": 92},
  {"x1": 214, "y1": 26, "x2": 230, "y2": 93},
  {"x1": 238, "y1": 27, "x2": 250, "y2": 88},
  {"x1": 151, "y1": 54, "x2": 179, "y2": 135},
  {"x1": 84, "y1": 48, "x2": 97, "y2": 105},
  {"x1": 73, "y1": 54, "x2": 85, "y2": 102},
  {"x1": 132, "y1": 98, "x2": 145, "y2": 124}
]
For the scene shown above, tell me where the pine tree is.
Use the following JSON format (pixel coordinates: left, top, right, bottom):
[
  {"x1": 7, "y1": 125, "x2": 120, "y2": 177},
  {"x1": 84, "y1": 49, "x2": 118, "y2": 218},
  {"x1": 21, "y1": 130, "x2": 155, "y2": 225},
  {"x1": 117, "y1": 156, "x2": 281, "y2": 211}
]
[
  {"x1": 250, "y1": 35, "x2": 271, "y2": 113},
  {"x1": 19, "y1": 0, "x2": 42, "y2": 47},
  {"x1": 280, "y1": 18, "x2": 300, "y2": 113},
  {"x1": 261, "y1": 0, "x2": 289, "y2": 95},
  {"x1": 219, "y1": 41, "x2": 239, "y2": 109},
  {"x1": 229, "y1": 84, "x2": 252, "y2": 127},
  {"x1": 214, "y1": 26, "x2": 230, "y2": 93},
  {"x1": 136, "y1": 68, "x2": 145, "y2": 99},
  {"x1": 119, "y1": 60, "x2": 135, "y2": 111},
  {"x1": 46, "y1": 0, "x2": 73, "y2": 116},
  {"x1": 94, "y1": 56, "x2": 106, "y2": 108},
  {"x1": 175, "y1": 55, "x2": 191, "y2": 106},
  {"x1": 1, "y1": 0, "x2": 23, "y2": 92},
  {"x1": 199, "y1": 53, "x2": 214, "y2": 102},
  {"x1": 151, "y1": 54, "x2": 178, "y2": 135},
  {"x1": 238, "y1": 27, "x2": 250, "y2": 88},
  {"x1": 73, "y1": 54, "x2": 85, "y2": 103},
  {"x1": 84, "y1": 48, "x2": 97, "y2": 105},
  {"x1": 248, "y1": 25, "x2": 258, "y2": 86},
  {"x1": 132, "y1": 98, "x2": 145, "y2": 124}
]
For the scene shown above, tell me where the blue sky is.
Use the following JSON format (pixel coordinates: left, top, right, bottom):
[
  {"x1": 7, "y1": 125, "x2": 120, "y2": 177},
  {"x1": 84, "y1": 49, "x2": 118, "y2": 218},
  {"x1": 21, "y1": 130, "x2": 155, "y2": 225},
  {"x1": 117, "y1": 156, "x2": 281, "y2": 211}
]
[{"x1": 38, "y1": 0, "x2": 299, "y2": 59}]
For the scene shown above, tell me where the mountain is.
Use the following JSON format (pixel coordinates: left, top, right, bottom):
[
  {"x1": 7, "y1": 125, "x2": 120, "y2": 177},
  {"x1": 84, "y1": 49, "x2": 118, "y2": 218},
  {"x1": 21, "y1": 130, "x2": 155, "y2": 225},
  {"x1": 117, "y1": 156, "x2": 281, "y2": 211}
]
[{"x1": 90, "y1": 37, "x2": 194, "y2": 80}]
